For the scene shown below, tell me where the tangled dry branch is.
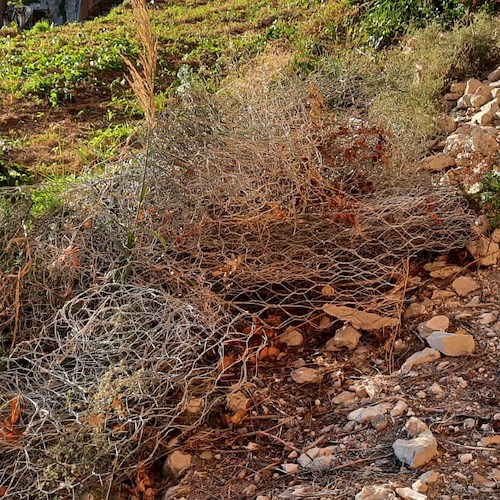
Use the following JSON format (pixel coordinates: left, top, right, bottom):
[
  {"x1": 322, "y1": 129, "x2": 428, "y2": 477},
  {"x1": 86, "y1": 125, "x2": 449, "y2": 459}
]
[{"x1": 0, "y1": 82, "x2": 474, "y2": 497}]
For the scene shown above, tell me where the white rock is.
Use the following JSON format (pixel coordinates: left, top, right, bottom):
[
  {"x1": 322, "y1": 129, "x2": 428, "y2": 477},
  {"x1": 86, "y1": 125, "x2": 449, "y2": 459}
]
[
  {"x1": 418, "y1": 315, "x2": 449, "y2": 337},
  {"x1": 421, "y1": 154, "x2": 455, "y2": 171},
  {"x1": 464, "y1": 78, "x2": 483, "y2": 95},
  {"x1": 471, "y1": 100, "x2": 499, "y2": 126},
  {"x1": 355, "y1": 484, "x2": 396, "y2": 500},
  {"x1": 467, "y1": 236, "x2": 500, "y2": 266},
  {"x1": 400, "y1": 348, "x2": 441, "y2": 374},
  {"x1": 164, "y1": 451, "x2": 192, "y2": 478},
  {"x1": 426, "y1": 331, "x2": 475, "y2": 356},
  {"x1": 396, "y1": 487, "x2": 428, "y2": 500},
  {"x1": 459, "y1": 453, "x2": 473, "y2": 464},
  {"x1": 419, "y1": 470, "x2": 439, "y2": 484},
  {"x1": 281, "y1": 463, "x2": 300, "y2": 474},
  {"x1": 311, "y1": 455, "x2": 335, "y2": 469},
  {"x1": 291, "y1": 367, "x2": 322, "y2": 384},
  {"x1": 487, "y1": 66, "x2": 500, "y2": 82},
  {"x1": 390, "y1": 400, "x2": 408, "y2": 417},
  {"x1": 451, "y1": 276, "x2": 480, "y2": 296},
  {"x1": 393, "y1": 430, "x2": 438, "y2": 468},
  {"x1": 278, "y1": 327, "x2": 304, "y2": 346},
  {"x1": 347, "y1": 403, "x2": 392, "y2": 423},
  {"x1": 404, "y1": 303, "x2": 427, "y2": 319},
  {"x1": 326, "y1": 324, "x2": 361, "y2": 351}
]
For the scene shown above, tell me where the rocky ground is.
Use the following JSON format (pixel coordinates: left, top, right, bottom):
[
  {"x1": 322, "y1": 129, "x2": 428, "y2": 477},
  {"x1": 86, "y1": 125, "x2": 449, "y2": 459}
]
[{"x1": 149, "y1": 67, "x2": 500, "y2": 500}]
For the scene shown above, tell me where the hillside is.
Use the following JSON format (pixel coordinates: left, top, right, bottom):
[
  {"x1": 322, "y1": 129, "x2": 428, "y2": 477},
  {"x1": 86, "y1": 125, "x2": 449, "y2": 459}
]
[{"x1": 1, "y1": 1, "x2": 500, "y2": 499}]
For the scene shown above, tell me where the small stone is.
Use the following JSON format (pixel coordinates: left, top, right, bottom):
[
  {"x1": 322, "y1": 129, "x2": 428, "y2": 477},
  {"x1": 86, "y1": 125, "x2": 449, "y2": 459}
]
[
  {"x1": 444, "y1": 92, "x2": 462, "y2": 101},
  {"x1": 311, "y1": 455, "x2": 335, "y2": 469},
  {"x1": 396, "y1": 487, "x2": 428, "y2": 500},
  {"x1": 347, "y1": 403, "x2": 392, "y2": 423},
  {"x1": 326, "y1": 324, "x2": 361, "y2": 351},
  {"x1": 278, "y1": 327, "x2": 304, "y2": 347},
  {"x1": 393, "y1": 430, "x2": 438, "y2": 468},
  {"x1": 416, "y1": 391, "x2": 427, "y2": 399},
  {"x1": 164, "y1": 451, "x2": 192, "y2": 478},
  {"x1": 418, "y1": 315, "x2": 450, "y2": 337},
  {"x1": 429, "y1": 266, "x2": 463, "y2": 279},
  {"x1": 431, "y1": 290, "x2": 456, "y2": 302},
  {"x1": 400, "y1": 348, "x2": 441, "y2": 374},
  {"x1": 436, "y1": 114, "x2": 457, "y2": 134},
  {"x1": 457, "y1": 377, "x2": 468, "y2": 388},
  {"x1": 419, "y1": 470, "x2": 439, "y2": 484},
  {"x1": 421, "y1": 154, "x2": 455, "y2": 172},
  {"x1": 492, "y1": 228, "x2": 500, "y2": 244},
  {"x1": 391, "y1": 400, "x2": 408, "y2": 417},
  {"x1": 404, "y1": 303, "x2": 427, "y2": 319},
  {"x1": 473, "y1": 473, "x2": 496, "y2": 488},
  {"x1": 281, "y1": 463, "x2": 300, "y2": 474},
  {"x1": 471, "y1": 100, "x2": 499, "y2": 126},
  {"x1": 450, "y1": 82, "x2": 466, "y2": 94},
  {"x1": 467, "y1": 236, "x2": 500, "y2": 266},
  {"x1": 288, "y1": 450, "x2": 299, "y2": 459},
  {"x1": 426, "y1": 331, "x2": 475, "y2": 356},
  {"x1": 372, "y1": 415, "x2": 390, "y2": 432},
  {"x1": 291, "y1": 367, "x2": 322, "y2": 384},
  {"x1": 451, "y1": 276, "x2": 480, "y2": 296},
  {"x1": 429, "y1": 382, "x2": 444, "y2": 396},
  {"x1": 187, "y1": 397, "x2": 204, "y2": 414},
  {"x1": 199, "y1": 451, "x2": 212, "y2": 460},
  {"x1": 479, "y1": 312, "x2": 497, "y2": 325},
  {"x1": 464, "y1": 78, "x2": 483, "y2": 95},
  {"x1": 463, "y1": 418, "x2": 475, "y2": 429},
  {"x1": 226, "y1": 391, "x2": 250, "y2": 413},
  {"x1": 487, "y1": 66, "x2": 500, "y2": 82},
  {"x1": 332, "y1": 391, "x2": 357, "y2": 404},
  {"x1": 256, "y1": 496, "x2": 270, "y2": 500},
  {"x1": 243, "y1": 485, "x2": 257, "y2": 496},
  {"x1": 355, "y1": 484, "x2": 396, "y2": 500},
  {"x1": 469, "y1": 86, "x2": 492, "y2": 107},
  {"x1": 459, "y1": 453, "x2": 473, "y2": 464},
  {"x1": 411, "y1": 480, "x2": 428, "y2": 493},
  {"x1": 479, "y1": 435, "x2": 500, "y2": 446},
  {"x1": 405, "y1": 417, "x2": 429, "y2": 437}
]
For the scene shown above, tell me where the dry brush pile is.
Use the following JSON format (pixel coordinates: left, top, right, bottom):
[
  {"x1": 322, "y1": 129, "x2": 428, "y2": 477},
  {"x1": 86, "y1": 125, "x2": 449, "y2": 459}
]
[{"x1": 0, "y1": 82, "x2": 475, "y2": 497}]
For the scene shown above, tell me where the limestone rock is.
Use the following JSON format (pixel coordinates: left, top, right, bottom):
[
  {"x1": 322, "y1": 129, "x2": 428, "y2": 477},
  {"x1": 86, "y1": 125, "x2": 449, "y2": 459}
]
[
  {"x1": 492, "y1": 228, "x2": 500, "y2": 244},
  {"x1": 464, "y1": 78, "x2": 483, "y2": 95},
  {"x1": 421, "y1": 154, "x2": 455, "y2": 171},
  {"x1": 291, "y1": 367, "x2": 322, "y2": 384},
  {"x1": 450, "y1": 82, "x2": 466, "y2": 94},
  {"x1": 411, "y1": 480, "x2": 428, "y2": 493},
  {"x1": 323, "y1": 304, "x2": 398, "y2": 330},
  {"x1": 396, "y1": 487, "x2": 427, "y2": 500},
  {"x1": 471, "y1": 100, "x2": 499, "y2": 126},
  {"x1": 436, "y1": 114, "x2": 457, "y2": 134},
  {"x1": 426, "y1": 331, "x2": 475, "y2": 356},
  {"x1": 405, "y1": 417, "x2": 429, "y2": 437},
  {"x1": 417, "y1": 315, "x2": 449, "y2": 337},
  {"x1": 347, "y1": 403, "x2": 392, "y2": 423},
  {"x1": 469, "y1": 86, "x2": 492, "y2": 108},
  {"x1": 400, "y1": 348, "x2": 441, "y2": 374},
  {"x1": 431, "y1": 290, "x2": 455, "y2": 302},
  {"x1": 467, "y1": 236, "x2": 500, "y2": 266},
  {"x1": 390, "y1": 400, "x2": 408, "y2": 417},
  {"x1": 332, "y1": 390, "x2": 357, "y2": 404},
  {"x1": 164, "y1": 451, "x2": 192, "y2": 478},
  {"x1": 393, "y1": 430, "x2": 438, "y2": 468},
  {"x1": 281, "y1": 463, "x2": 300, "y2": 474},
  {"x1": 355, "y1": 484, "x2": 396, "y2": 500},
  {"x1": 429, "y1": 382, "x2": 444, "y2": 396},
  {"x1": 278, "y1": 327, "x2": 304, "y2": 346},
  {"x1": 418, "y1": 471, "x2": 439, "y2": 484},
  {"x1": 326, "y1": 324, "x2": 361, "y2": 351},
  {"x1": 404, "y1": 302, "x2": 427, "y2": 319},
  {"x1": 429, "y1": 265, "x2": 462, "y2": 279},
  {"x1": 487, "y1": 66, "x2": 500, "y2": 82},
  {"x1": 451, "y1": 276, "x2": 480, "y2": 296},
  {"x1": 444, "y1": 92, "x2": 461, "y2": 101}
]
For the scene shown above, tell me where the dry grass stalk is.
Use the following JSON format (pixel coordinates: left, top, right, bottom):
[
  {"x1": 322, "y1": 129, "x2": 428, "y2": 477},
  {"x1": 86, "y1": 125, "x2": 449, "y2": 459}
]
[{"x1": 122, "y1": 0, "x2": 157, "y2": 130}]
